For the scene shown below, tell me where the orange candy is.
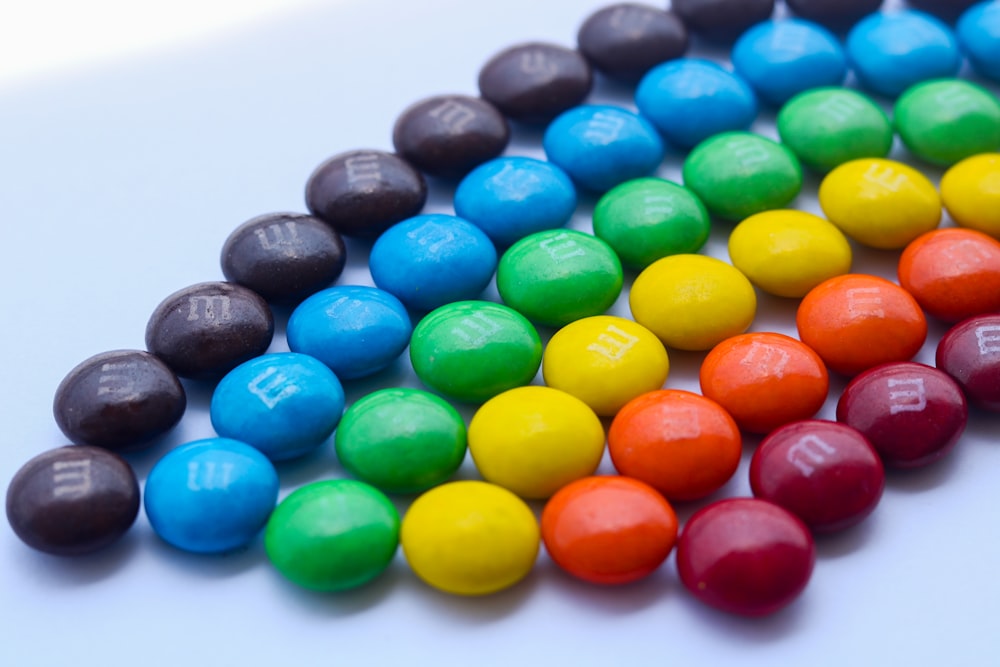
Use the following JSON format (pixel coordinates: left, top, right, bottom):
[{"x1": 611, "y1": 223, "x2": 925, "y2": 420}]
[
  {"x1": 898, "y1": 228, "x2": 1000, "y2": 323},
  {"x1": 607, "y1": 389, "x2": 741, "y2": 502},
  {"x1": 796, "y1": 274, "x2": 927, "y2": 376},
  {"x1": 699, "y1": 332, "x2": 829, "y2": 434},
  {"x1": 541, "y1": 476, "x2": 678, "y2": 586}
]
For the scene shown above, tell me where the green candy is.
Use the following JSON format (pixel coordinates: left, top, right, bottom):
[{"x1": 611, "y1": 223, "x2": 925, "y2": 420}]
[
  {"x1": 777, "y1": 87, "x2": 893, "y2": 172},
  {"x1": 264, "y1": 479, "x2": 399, "y2": 592},
  {"x1": 410, "y1": 301, "x2": 542, "y2": 403},
  {"x1": 592, "y1": 177, "x2": 710, "y2": 269},
  {"x1": 334, "y1": 388, "x2": 467, "y2": 494},
  {"x1": 497, "y1": 229, "x2": 623, "y2": 327},
  {"x1": 894, "y1": 79, "x2": 1000, "y2": 166},
  {"x1": 682, "y1": 132, "x2": 803, "y2": 221}
]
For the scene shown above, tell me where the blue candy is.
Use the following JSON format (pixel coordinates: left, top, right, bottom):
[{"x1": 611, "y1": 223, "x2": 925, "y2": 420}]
[
  {"x1": 732, "y1": 19, "x2": 847, "y2": 107},
  {"x1": 144, "y1": 438, "x2": 279, "y2": 554},
  {"x1": 210, "y1": 352, "x2": 345, "y2": 461},
  {"x1": 635, "y1": 59, "x2": 757, "y2": 150},
  {"x1": 369, "y1": 214, "x2": 497, "y2": 311},
  {"x1": 454, "y1": 157, "x2": 577, "y2": 247},
  {"x1": 542, "y1": 105, "x2": 665, "y2": 192},
  {"x1": 959, "y1": 2, "x2": 1000, "y2": 81},
  {"x1": 287, "y1": 285, "x2": 411, "y2": 380},
  {"x1": 847, "y1": 10, "x2": 962, "y2": 97}
]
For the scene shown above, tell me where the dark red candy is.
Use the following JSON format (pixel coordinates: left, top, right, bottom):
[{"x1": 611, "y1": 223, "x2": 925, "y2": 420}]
[
  {"x1": 907, "y1": 0, "x2": 979, "y2": 23},
  {"x1": 53, "y1": 350, "x2": 186, "y2": 452},
  {"x1": 676, "y1": 498, "x2": 815, "y2": 617},
  {"x1": 750, "y1": 420, "x2": 885, "y2": 533},
  {"x1": 6, "y1": 446, "x2": 140, "y2": 556},
  {"x1": 576, "y1": 3, "x2": 689, "y2": 83},
  {"x1": 936, "y1": 315, "x2": 1000, "y2": 413},
  {"x1": 672, "y1": 0, "x2": 775, "y2": 43},
  {"x1": 785, "y1": 0, "x2": 884, "y2": 30},
  {"x1": 837, "y1": 362, "x2": 968, "y2": 467}
]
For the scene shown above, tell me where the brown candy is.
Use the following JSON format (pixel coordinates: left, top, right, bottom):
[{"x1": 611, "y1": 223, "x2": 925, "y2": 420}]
[
  {"x1": 577, "y1": 3, "x2": 689, "y2": 83},
  {"x1": 785, "y1": 0, "x2": 884, "y2": 29},
  {"x1": 907, "y1": 0, "x2": 978, "y2": 23},
  {"x1": 672, "y1": 0, "x2": 775, "y2": 43}
]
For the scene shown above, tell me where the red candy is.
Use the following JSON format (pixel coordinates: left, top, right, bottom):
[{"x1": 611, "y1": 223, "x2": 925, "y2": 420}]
[
  {"x1": 936, "y1": 314, "x2": 1000, "y2": 413},
  {"x1": 750, "y1": 420, "x2": 885, "y2": 532}
]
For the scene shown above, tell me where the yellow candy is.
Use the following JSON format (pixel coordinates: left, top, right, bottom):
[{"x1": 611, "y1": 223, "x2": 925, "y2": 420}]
[
  {"x1": 728, "y1": 209, "x2": 853, "y2": 298},
  {"x1": 818, "y1": 158, "x2": 941, "y2": 249},
  {"x1": 401, "y1": 481, "x2": 539, "y2": 596},
  {"x1": 542, "y1": 315, "x2": 669, "y2": 417},
  {"x1": 941, "y1": 153, "x2": 1000, "y2": 239},
  {"x1": 629, "y1": 254, "x2": 756, "y2": 351},
  {"x1": 468, "y1": 386, "x2": 605, "y2": 499}
]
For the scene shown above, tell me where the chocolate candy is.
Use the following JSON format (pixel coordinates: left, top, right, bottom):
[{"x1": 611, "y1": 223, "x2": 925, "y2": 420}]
[
  {"x1": 785, "y1": 0, "x2": 884, "y2": 30},
  {"x1": 478, "y1": 42, "x2": 592, "y2": 124},
  {"x1": 908, "y1": 0, "x2": 979, "y2": 23},
  {"x1": 392, "y1": 95, "x2": 510, "y2": 178},
  {"x1": 53, "y1": 349, "x2": 185, "y2": 451},
  {"x1": 958, "y1": 3, "x2": 1000, "y2": 81},
  {"x1": 672, "y1": 0, "x2": 775, "y2": 43},
  {"x1": 145, "y1": 281, "x2": 274, "y2": 381},
  {"x1": 941, "y1": 154, "x2": 1000, "y2": 239},
  {"x1": 7, "y1": 445, "x2": 140, "y2": 556},
  {"x1": 936, "y1": 314, "x2": 1000, "y2": 412},
  {"x1": 576, "y1": 4, "x2": 689, "y2": 83},
  {"x1": 220, "y1": 212, "x2": 346, "y2": 304}
]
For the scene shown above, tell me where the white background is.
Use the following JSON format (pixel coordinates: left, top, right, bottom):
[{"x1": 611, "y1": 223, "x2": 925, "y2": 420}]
[{"x1": 2, "y1": 0, "x2": 999, "y2": 664}]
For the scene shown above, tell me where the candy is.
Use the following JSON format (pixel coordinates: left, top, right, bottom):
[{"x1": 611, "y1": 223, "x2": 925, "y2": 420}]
[
  {"x1": 591, "y1": 177, "x2": 710, "y2": 269},
  {"x1": 728, "y1": 209, "x2": 852, "y2": 298},
  {"x1": 958, "y1": 2, "x2": 1000, "y2": 81},
  {"x1": 369, "y1": 213, "x2": 497, "y2": 312},
  {"x1": 940, "y1": 153, "x2": 1000, "y2": 238},
  {"x1": 837, "y1": 362, "x2": 968, "y2": 467},
  {"x1": 682, "y1": 132, "x2": 803, "y2": 221},
  {"x1": 630, "y1": 254, "x2": 756, "y2": 351},
  {"x1": 797, "y1": 274, "x2": 928, "y2": 376},
  {"x1": 210, "y1": 353, "x2": 345, "y2": 461},
  {"x1": 672, "y1": 0, "x2": 775, "y2": 43},
  {"x1": 468, "y1": 386, "x2": 605, "y2": 499},
  {"x1": 542, "y1": 315, "x2": 669, "y2": 417},
  {"x1": 576, "y1": 4, "x2": 688, "y2": 83},
  {"x1": 750, "y1": 420, "x2": 884, "y2": 532},
  {"x1": 936, "y1": 314, "x2": 1000, "y2": 412},
  {"x1": 541, "y1": 476, "x2": 678, "y2": 585},
  {"x1": 265, "y1": 479, "x2": 399, "y2": 592},
  {"x1": 6, "y1": 446, "x2": 139, "y2": 556},
  {"x1": 700, "y1": 332, "x2": 829, "y2": 434},
  {"x1": 785, "y1": 0, "x2": 884, "y2": 30},
  {"x1": 401, "y1": 481, "x2": 539, "y2": 596},
  {"x1": 144, "y1": 438, "x2": 279, "y2": 554},
  {"x1": 910, "y1": 0, "x2": 980, "y2": 23},
  {"x1": 334, "y1": 388, "x2": 467, "y2": 494},
  {"x1": 608, "y1": 389, "x2": 742, "y2": 501}
]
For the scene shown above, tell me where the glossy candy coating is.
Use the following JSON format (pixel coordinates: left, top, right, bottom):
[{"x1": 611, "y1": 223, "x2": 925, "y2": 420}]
[
  {"x1": 785, "y1": 0, "x2": 884, "y2": 30},
  {"x1": 910, "y1": 0, "x2": 979, "y2": 23},
  {"x1": 496, "y1": 229, "x2": 623, "y2": 327},
  {"x1": 676, "y1": 498, "x2": 815, "y2": 617},
  {"x1": 592, "y1": 177, "x2": 710, "y2": 269},
  {"x1": 728, "y1": 209, "x2": 852, "y2": 298},
  {"x1": 144, "y1": 438, "x2": 279, "y2": 553},
  {"x1": 732, "y1": 19, "x2": 847, "y2": 107},
  {"x1": 576, "y1": 4, "x2": 689, "y2": 83},
  {"x1": 846, "y1": 10, "x2": 961, "y2": 97},
  {"x1": 287, "y1": 285, "x2": 412, "y2": 380},
  {"x1": 837, "y1": 362, "x2": 968, "y2": 467},
  {"x1": 936, "y1": 314, "x2": 1000, "y2": 412},
  {"x1": 478, "y1": 42, "x2": 592, "y2": 124},
  {"x1": 454, "y1": 157, "x2": 577, "y2": 248},
  {"x1": 542, "y1": 104, "x2": 664, "y2": 192},
  {"x1": 210, "y1": 353, "x2": 345, "y2": 461},
  {"x1": 700, "y1": 333, "x2": 830, "y2": 434},
  {"x1": 334, "y1": 388, "x2": 467, "y2": 494},
  {"x1": 958, "y1": 2, "x2": 1000, "y2": 81},
  {"x1": 541, "y1": 476, "x2": 679, "y2": 585},
  {"x1": 305, "y1": 149, "x2": 427, "y2": 239},
  {"x1": 682, "y1": 132, "x2": 802, "y2": 221},
  {"x1": 797, "y1": 274, "x2": 928, "y2": 376},
  {"x1": 630, "y1": 254, "x2": 757, "y2": 351},
  {"x1": 468, "y1": 386, "x2": 605, "y2": 499},
  {"x1": 265, "y1": 479, "x2": 400, "y2": 592},
  {"x1": 608, "y1": 389, "x2": 742, "y2": 501},
  {"x1": 750, "y1": 421, "x2": 885, "y2": 532},
  {"x1": 409, "y1": 301, "x2": 542, "y2": 403},
  {"x1": 220, "y1": 212, "x2": 346, "y2": 303},
  {"x1": 777, "y1": 88, "x2": 893, "y2": 172},
  {"x1": 941, "y1": 153, "x2": 1000, "y2": 238},
  {"x1": 53, "y1": 349, "x2": 185, "y2": 451},
  {"x1": 369, "y1": 214, "x2": 497, "y2": 312},
  {"x1": 542, "y1": 315, "x2": 669, "y2": 417},
  {"x1": 6, "y1": 446, "x2": 139, "y2": 556},
  {"x1": 672, "y1": 0, "x2": 775, "y2": 43},
  {"x1": 819, "y1": 158, "x2": 942, "y2": 249},
  {"x1": 634, "y1": 59, "x2": 757, "y2": 150},
  {"x1": 145, "y1": 281, "x2": 274, "y2": 381},
  {"x1": 401, "y1": 481, "x2": 539, "y2": 596}
]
